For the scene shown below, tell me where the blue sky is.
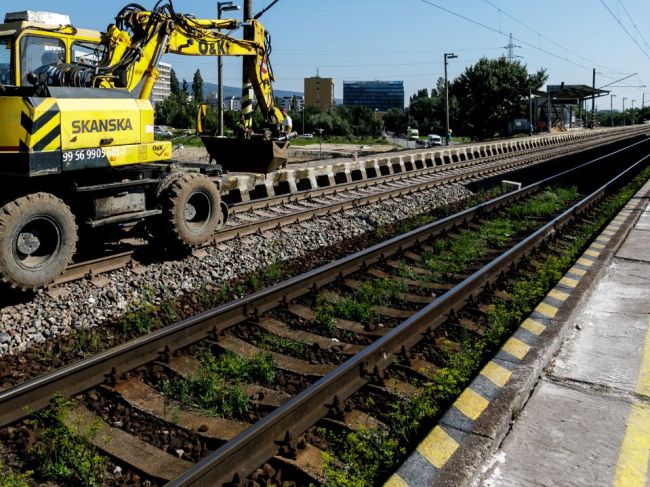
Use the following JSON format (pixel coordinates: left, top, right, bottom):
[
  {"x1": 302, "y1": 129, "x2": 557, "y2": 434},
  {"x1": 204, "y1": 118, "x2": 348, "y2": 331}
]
[{"x1": 12, "y1": 1, "x2": 650, "y2": 110}]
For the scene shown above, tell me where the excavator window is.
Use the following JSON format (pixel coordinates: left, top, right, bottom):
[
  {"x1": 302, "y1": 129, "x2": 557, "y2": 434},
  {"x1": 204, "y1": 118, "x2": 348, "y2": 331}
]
[
  {"x1": 19, "y1": 35, "x2": 64, "y2": 86},
  {"x1": 0, "y1": 38, "x2": 10, "y2": 85},
  {"x1": 71, "y1": 40, "x2": 106, "y2": 66}
]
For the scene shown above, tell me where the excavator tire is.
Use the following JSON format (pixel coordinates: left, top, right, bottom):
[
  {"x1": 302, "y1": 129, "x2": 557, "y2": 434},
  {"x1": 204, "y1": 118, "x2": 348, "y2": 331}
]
[
  {"x1": 163, "y1": 173, "x2": 221, "y2": 248},
  {"x1": 0, "y1": 193, "x2": 77, "y2": 290}
]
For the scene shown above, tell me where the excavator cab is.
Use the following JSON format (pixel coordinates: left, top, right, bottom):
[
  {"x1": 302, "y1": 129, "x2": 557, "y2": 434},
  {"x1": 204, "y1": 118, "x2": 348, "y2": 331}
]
[{"x1": 0, "y1": 11, "x2": 105, "y2": 88}]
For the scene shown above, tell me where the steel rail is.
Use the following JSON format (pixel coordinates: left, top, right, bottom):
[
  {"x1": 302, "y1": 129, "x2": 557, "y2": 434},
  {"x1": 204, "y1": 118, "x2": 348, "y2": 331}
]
[
  {"x1": 170, "y1": 142, "x2": 650, "y2": 486},
  {"x1": 1, "y1": 138, "x2": 647, "y2": 436},
  {"x1": 229, "y1": 127, "x2": 649, "y2": 215},
  {"x1": 213, "y1": 131, "x2": 646, "y2": 242},
  {"x1": 228, "y1": 132, "x2": 608, "y2": 214},
  {"x1": 49, "y1": 129, "x2": 648, "y2": 287}
]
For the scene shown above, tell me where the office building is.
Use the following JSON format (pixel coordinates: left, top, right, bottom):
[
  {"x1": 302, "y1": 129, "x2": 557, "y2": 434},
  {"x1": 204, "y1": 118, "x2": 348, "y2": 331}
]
[
  {"x1": 305, "y1": 77, "x2": 335, "y2": 111},
  {"x1": 343, "y1": 80, "x2": 404, "y2": 111},
  {"x1": 151, "y1": 62, "x2": 172, "y2": 104}
]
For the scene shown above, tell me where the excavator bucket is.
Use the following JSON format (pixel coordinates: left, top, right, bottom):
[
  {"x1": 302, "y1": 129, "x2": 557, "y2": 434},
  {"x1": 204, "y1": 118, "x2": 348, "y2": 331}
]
[{"x1": 201, "y1": 136, "x2": 289, "y2": 174}]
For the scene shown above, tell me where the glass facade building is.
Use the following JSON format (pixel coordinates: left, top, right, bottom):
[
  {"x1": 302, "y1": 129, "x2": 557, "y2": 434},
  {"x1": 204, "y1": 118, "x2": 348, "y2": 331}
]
[{"x1": 343, "y1": 81, "x2": 404, "y2": 111}]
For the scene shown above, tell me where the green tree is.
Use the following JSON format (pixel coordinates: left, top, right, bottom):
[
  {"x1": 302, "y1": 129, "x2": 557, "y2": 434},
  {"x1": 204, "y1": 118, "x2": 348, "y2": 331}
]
[
  {"x1": 383, "y1": 108, "x2": 409, "y2": 134},
  {"x1": 290, "y1": 95, "x2": 299, "y2": 112},
  {"x1": 407, "y1": 78, "x2": 447, "y2": 135},
  {"x1": 410, "y1": 88, "x2": 430, "y2": 103},
  {"x1": 409, "y1": 95, "x2": 442, "y2": 135},
  {"x1": 192, "y1": 69, "x2": 204, "y2": 102},
  {"x1": 170, "y1": 68, "x2": 180, "y2": 95},
  {"x1": 450, "y1": 57, "x2": 547, "y2": 140}
]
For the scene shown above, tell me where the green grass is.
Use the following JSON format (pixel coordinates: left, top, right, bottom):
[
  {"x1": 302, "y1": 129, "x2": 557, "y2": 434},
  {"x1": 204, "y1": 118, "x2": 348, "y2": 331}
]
[
  {"x1": 162, "y1": 374, "x2": 251, "y2": 420},
  {"x1": 202, "y1": 350, "x2": 276, "y2": 385},
  {"x1": 31, "y1": 396, "x2": 105, "y2": 487},
  {"x1": 161, "y1": 350, "x2": 276, "y2": 419},
  {"x1": 421, "y1": 187, "x2": 579, "y2": 282},
  {"x1": 0, "y1": 459, "x2": 31, "y2": 487},
  {"x1": 317, "y1": 278, "x2": 409, "y2": 326},
  {"x1": 289, "y1": 136, "x2": 392, "y2": 147},
  {"x1": 313, "y1": 299, "x2": 338, "y2": 335},
  {"x1": 258, "y1": 333, "x2": 306, "y2": 356}
]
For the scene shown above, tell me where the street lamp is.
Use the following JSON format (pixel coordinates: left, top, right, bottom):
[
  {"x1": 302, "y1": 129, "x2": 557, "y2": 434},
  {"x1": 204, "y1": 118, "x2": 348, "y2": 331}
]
[
  {"x1": 623, "y1": 97, "x2": 627, "y2": 126},
  {"x1": 217, "y1": 1, "x2": 240, "y2": 136},
  {"x1": 528, "y1": 87, "x2": 533, "y2": 136},
  {"x1": 444, "y1": 52, "x2": 458, "y2": 146},
  {"x1": 610, "y1": 94, "x2": 616, "y2": 127},
  {"x1": 301, "y1": 106, "x2": 305, "y2": 135},
  {"x1": 374, "y1": 108, "x2": 379, "y2": 137},
  {"x1": 631, "y1": 99, "x2": 637, "y2": 124}
]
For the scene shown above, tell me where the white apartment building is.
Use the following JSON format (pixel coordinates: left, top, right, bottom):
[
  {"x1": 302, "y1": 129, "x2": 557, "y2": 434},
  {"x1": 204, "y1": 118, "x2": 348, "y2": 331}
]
[
  {"x1": 151, "y1": 62, "x2": 172, "y2": 104},
  {"x1": 227, "y1": 96, "x2": 242, "y2": 111}
]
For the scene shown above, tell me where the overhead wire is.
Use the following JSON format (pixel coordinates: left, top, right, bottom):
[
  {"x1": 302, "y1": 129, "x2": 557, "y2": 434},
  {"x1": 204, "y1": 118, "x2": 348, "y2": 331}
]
[
  {"x1": 417, "y1": 0, "x2": 642, "y2": 84},
  {"x1": 481, "y1": 0, "x2": 621, "y2": 74},
  {"x1": 417, "y1": 0, "x2": 594, "y2": 71},
  {"x1": 599, "y1": 0, "x2": 650, "y2": 61},
  {"x1": 617, "y1": 0, "x2": 650, "y2": 53}
]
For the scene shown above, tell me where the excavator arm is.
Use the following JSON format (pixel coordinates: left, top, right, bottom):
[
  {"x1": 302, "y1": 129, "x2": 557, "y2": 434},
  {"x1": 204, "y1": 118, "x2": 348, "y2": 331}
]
[{"x1": 35, "y1": 2, "x2": 282, "y2": 125}]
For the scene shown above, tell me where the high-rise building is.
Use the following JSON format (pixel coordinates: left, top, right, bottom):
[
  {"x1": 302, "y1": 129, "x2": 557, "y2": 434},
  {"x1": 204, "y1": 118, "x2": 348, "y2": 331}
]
[
  {"x1": 343, "y1": 80, "x2": 404, "y2": 111},
  {"x1": 304, "y1": 77, "x2": 335, "y2": 111},
  {"x1": 151, "y1": 62, "x2": 172, "y2": 105}
]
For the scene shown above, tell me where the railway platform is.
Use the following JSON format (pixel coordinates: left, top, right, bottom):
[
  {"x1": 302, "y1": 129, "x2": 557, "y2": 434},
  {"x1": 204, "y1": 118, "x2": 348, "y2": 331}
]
[{"x1": 387, "y1": 178, "x2": 650, "y2": 486}]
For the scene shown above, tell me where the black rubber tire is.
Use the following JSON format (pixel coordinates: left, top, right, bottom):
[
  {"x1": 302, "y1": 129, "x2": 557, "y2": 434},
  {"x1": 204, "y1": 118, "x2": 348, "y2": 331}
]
[
  {"x1": 0, "y1": 193, "x2": 77, "y2": 289},
  {"x1": 163, "y1": 173, "x2": 221, "y2": 248}
]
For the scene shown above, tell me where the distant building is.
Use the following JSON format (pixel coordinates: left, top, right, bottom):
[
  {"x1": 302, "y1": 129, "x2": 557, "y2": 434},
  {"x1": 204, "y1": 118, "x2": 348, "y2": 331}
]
[
  {"x1": 343, "y1": 80, "x2": 404, "y2": 111},
  {"x1": 151, "y1": 62, "x2": 172, "y2": 105},
  {"x1": 276, "y1": 95, "x2": 305, "y2": 112},
  {"x1": 227, "y1": 96, "x2": 242, "y2": 112},
  {"x1": 305, "y1": 77, "x2": 335, "y2": 111}
]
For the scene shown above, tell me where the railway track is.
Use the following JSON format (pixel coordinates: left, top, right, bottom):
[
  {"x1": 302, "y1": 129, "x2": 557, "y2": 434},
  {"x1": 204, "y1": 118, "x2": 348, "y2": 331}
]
[
  {"x1": 1, "y1": 138, "x2": 648, "y2": 486},
  {"x1": 50, "y1": 127, "x2": 649, "y2": 287}
]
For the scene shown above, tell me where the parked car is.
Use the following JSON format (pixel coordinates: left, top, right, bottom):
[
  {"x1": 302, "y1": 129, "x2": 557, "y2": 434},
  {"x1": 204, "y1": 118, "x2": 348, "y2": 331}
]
[
  {"x1": 300, "y1": 133, "x2": 314, "y2": 139},
  {"x1": 154, "y1": 126, "x2": 173, "y2": 137},
  {"x1": 427, "y1": 134, "x2": 442, "y2": 147}
]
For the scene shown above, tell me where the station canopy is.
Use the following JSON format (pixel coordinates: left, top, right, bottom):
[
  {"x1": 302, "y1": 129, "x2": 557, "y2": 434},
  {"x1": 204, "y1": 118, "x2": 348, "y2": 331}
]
[{"x1": 535, "y1": 84, "x2": 610, "y2": 104}]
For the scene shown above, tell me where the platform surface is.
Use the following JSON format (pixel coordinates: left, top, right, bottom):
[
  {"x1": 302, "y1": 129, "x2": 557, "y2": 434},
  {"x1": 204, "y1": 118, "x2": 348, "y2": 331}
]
[{"x1": 478, "y1": 205, "x2": 650, "y2": 487}]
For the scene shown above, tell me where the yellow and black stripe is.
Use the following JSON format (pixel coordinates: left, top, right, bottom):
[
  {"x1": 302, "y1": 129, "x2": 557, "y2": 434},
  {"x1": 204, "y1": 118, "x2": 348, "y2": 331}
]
[
  {"x1": 19, "y1": 98, "x2": 62, "y2": 153},
  {"x1": 241, "y1": 81, "x2": 254, "y2": 129}
]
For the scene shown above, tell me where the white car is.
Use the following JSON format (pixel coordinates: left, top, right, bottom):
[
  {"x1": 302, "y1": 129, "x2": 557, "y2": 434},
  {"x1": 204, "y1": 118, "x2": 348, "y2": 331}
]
[
  {"x1": 300, "y1": 133, "x2": 314, "y2": 139},
  {"x1": 154, "y1": 126, "x2": 173, "y2": 137},
  {"x1": 427, "y1": 134, "x2": 442, "y2": 147}
]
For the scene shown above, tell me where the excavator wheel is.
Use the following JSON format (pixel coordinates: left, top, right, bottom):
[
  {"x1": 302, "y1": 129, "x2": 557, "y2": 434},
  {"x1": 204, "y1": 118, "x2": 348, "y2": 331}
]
[
  {"x1": 0, "y1": 193, "x2": 78, "y2": 290},
  {"x1": 163, "y1": 173, "x2": 221, "y2": 248}
]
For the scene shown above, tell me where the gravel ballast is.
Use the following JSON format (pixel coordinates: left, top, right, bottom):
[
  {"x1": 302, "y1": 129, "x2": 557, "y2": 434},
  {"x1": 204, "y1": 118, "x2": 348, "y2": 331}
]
[{"x1": 0, "y1": 183, "x2": 472, "y2": 358}]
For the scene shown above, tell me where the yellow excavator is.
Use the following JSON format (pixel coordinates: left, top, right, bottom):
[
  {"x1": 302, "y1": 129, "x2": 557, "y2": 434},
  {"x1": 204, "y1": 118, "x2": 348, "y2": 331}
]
[{"x1": 0, "y1": 2, "x2": 286, "y2": 289}]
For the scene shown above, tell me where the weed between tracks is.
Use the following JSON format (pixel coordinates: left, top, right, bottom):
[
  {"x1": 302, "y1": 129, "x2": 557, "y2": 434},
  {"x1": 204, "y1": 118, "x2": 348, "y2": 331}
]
[
  {"x1": 161, "y1": 351, "x2": 276, "y2": 420},
  {"x1": 421, "y1": 187, "x2": 578, "y2": 282},
  {"x1": 0, "y1": 395, "x2": 106, "y2": 487},
  {"x1": 317, "y1": 169, "x2": 650, "y2": 487},
  {"x1": 0, "y1": 458, "x2": 31, "y2": 487}
]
